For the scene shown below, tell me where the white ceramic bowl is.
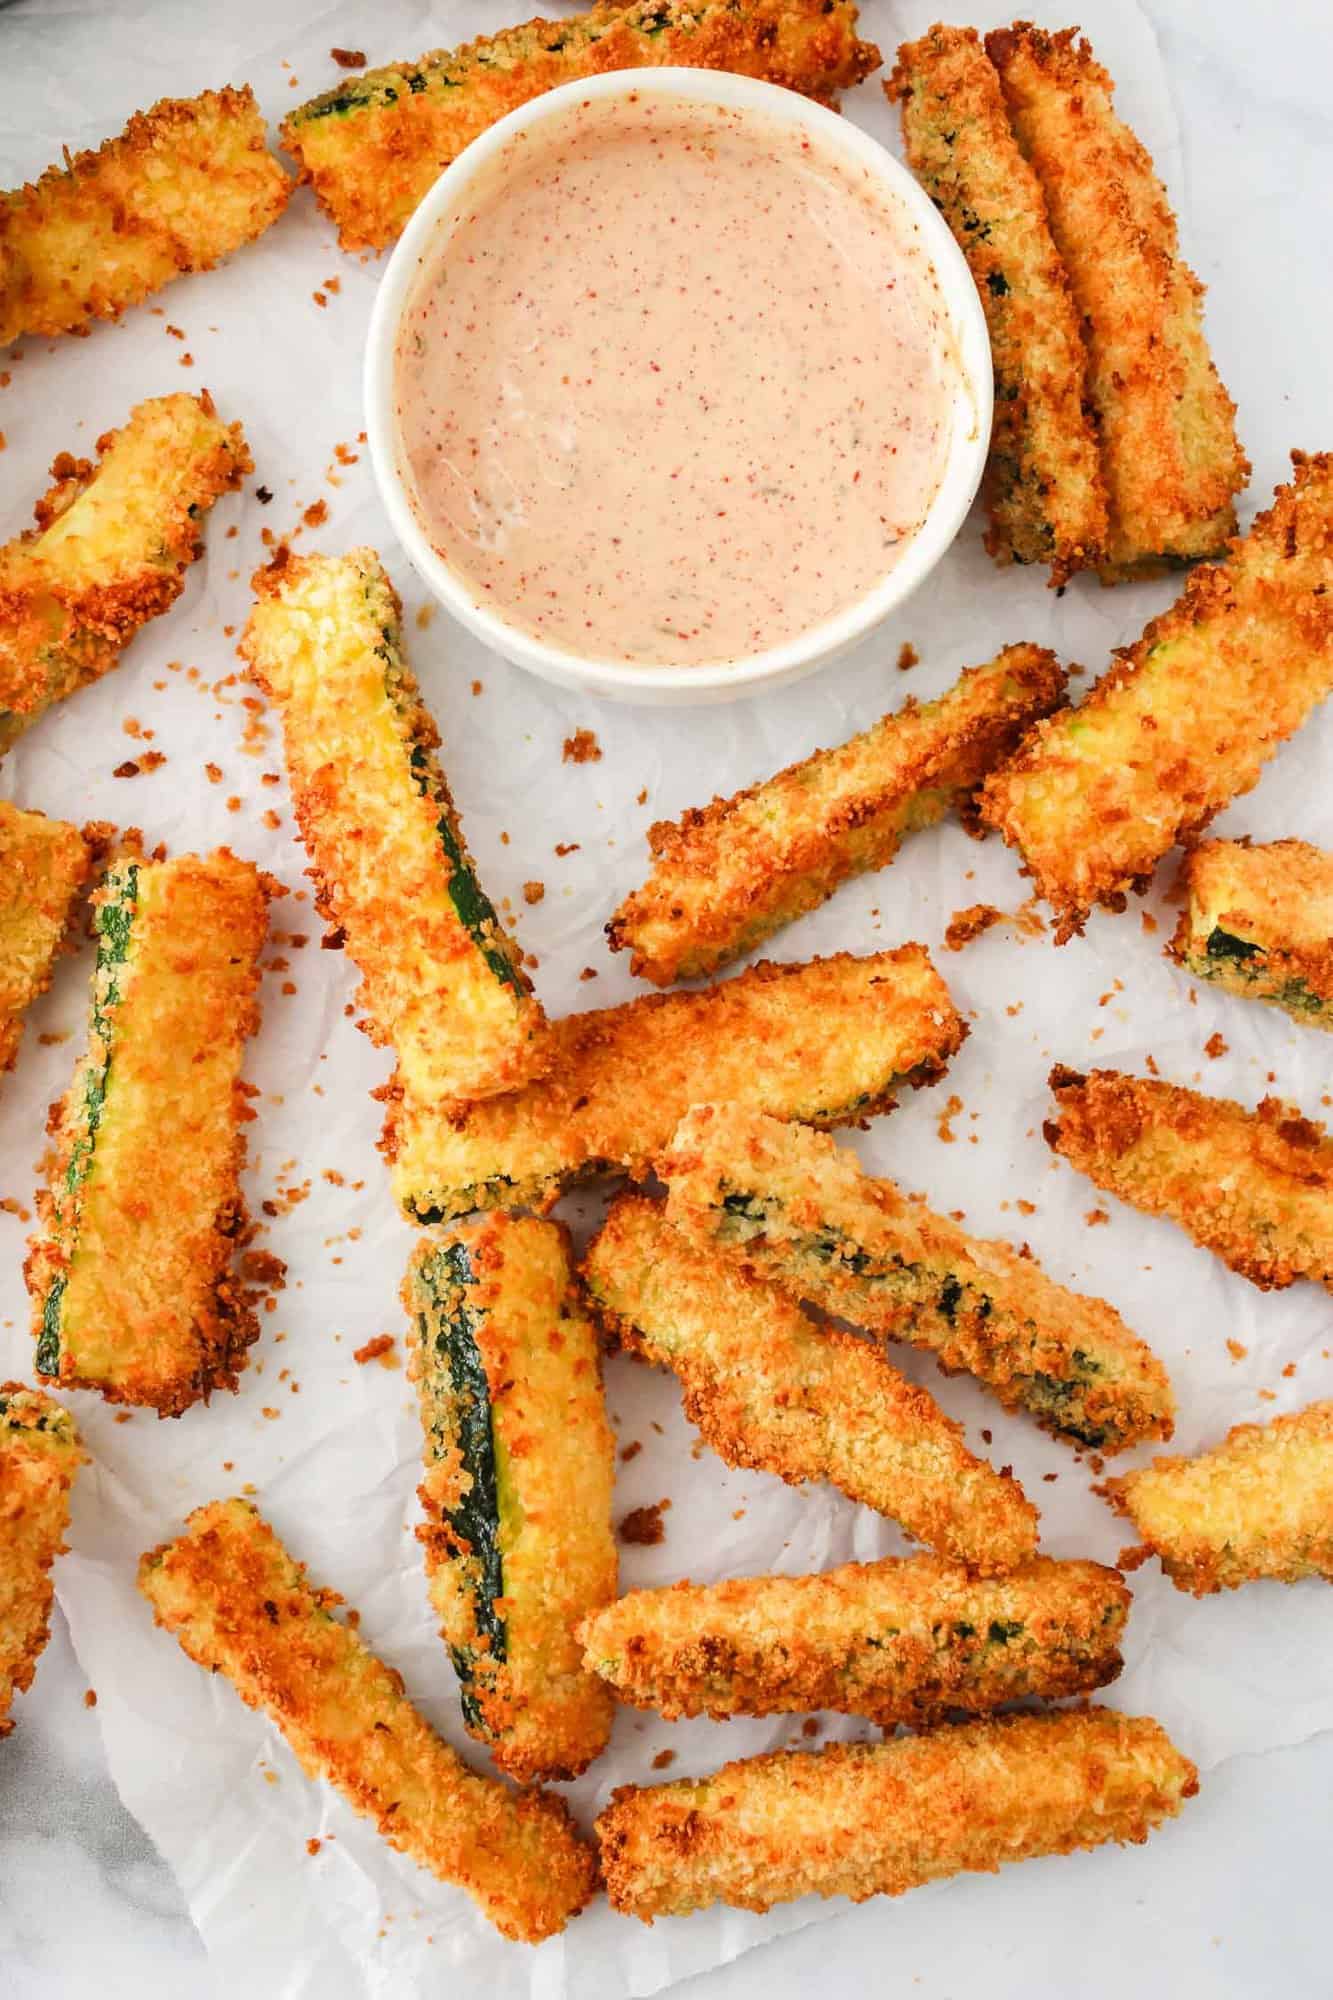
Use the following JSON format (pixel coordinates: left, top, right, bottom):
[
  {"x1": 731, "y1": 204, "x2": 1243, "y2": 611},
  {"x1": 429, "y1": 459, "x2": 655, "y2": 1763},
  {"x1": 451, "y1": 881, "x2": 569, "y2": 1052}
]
[{"x1": 365, "y1": 68, "x2": 992, "y2": 707}]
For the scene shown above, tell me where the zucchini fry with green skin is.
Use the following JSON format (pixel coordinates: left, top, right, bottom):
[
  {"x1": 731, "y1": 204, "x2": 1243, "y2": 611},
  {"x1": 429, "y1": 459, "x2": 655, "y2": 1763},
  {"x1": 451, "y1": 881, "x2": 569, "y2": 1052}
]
[
  {"x1": 1103, "y1": 1400, "x2": 1333, "y2": 1596},
  {"x1": 1168, "y1": 838, "x2": 1333, "y2": 1029},
  {"x1": 242, "y1": 550, "x2": 546, "y2": 1107},
  {"x1": 662, "y1": 1105, "x2": 1173, "y2": 1452},
  {"x1": 978, "y1": 453, "x2": 1333, "y2": 938},
  {"x1": 387, "y1": 945, "x2": 964, "y2": 1224},
  {"x1": 597, "y1": 1708, "x2": 1198, "y2": 1921},
  {"x1": 283, "y1": 0, "x2": 881, "y2": 253},
  {"x1": 580, "y1": 1553, "x2": 1128, "y2": 1725},
  {"x1": 26, "y1": 851, "x2": 271, "y2": 1415},
  {"x1": 0, "y1": 1385, "x2": 83, "y2": 1736},
  {"x1": 0, "y1": 802, "x2": 98, "y2": 1076},
  {"x1": 608, "y1": 645, "x2": 1067, "y2": 985},
  {"x1": 1046, "y1": 1066, "x2": 1333, "y2": 1294},
  {"x1": 986, "y1": 25, "x2": 1246, "y2": 575},
  {"x1": 138, "y1": 1499, "x2": 596, "y2": 1943},
  {"x1": 0, "y1": 393, "x2": 251, "y2": 753},
  {"x1": 406, "y1": 1217, "x2": 617, "y2": 1783},
  {"x1": 887, "y1": 30, "x2": 1105, "y2": 581},
  {"x1": 583, "y1": 1194, "x2": 1039, "y2": 1575}
]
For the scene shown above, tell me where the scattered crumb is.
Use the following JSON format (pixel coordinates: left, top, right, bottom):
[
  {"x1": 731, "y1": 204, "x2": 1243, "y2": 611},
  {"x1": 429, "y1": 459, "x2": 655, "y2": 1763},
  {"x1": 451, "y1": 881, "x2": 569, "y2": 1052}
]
[
  {"x1": 579, "y1": 966, "x2": 598, "y2": 982},
  {"x1": 1084, "y1": 1208, "x2": 1109, "y2": 1227},
  {"x1": 307, "y1": 1837, "x2": 323, "y2": 1856},
  {"x1": 555, "y1": 842, "x2": 580, "y2": 857},
  {"x1": 471, "y1": 679, "x2": 483, "y2": 696},
  {"x1": 303, "y1": 500, "x2": 328, "y2": 529},
  {"x1": 256, "y1": 485, "x2": 273, "y2": 505},
  {"x1": 636, "y1": 787, "x2": 648, "y2": 806},
  {"x1": 0, "y1": 1197, "x2": 32, "y2": 1221},
  {"x1": 619, "y1": 1441, "x2": 642, "y2": 1463},
  {"x1": 944, "y1": 903, "x2": 1003, "y2": 952},
  {"x1": 1258, "y1": 1389, "x2": 1277, "y2": 1402},
  {"x1": 802, "y1": 1717, "x2": 820, "y2": 1737},
  {"x1": 896, "y1": 642, "x2": 919, "y2": 672},
  {"x1": 1141, "y1": 912, "x2": 1158, "y2": 935},
  {"x1": 83, "y1": 1689, "x2": 97, "y2": 1708},
  {"x1": 353, "y1": 1334, "x2": 398, "y2": 1369},
  {"x1": 562, "y1": 728, "x2": 602, "y2": 765},
  {"x1": 522, "y1": 881, "x2": 545, "y2": 905},
  {"x1": 936, "y1": 1093, "x2": 963, "y2": 1144},
  {"x1": 1042, "y1": 1472, "x2": 1059, "y2": 1484},
  {"x1": 415, "y1": 603, "x2": 435, "y2": 630},
  {"x1": 330, "y1": 45, "x2": 366, "y2": 66},
  {"x1": 650, "y1": 1749, "x2": 676, "y2": 1770},
  {"x1": 1144, "y1": 1053, "x2": 1160, "y2": 1076},
  {"x1": 619, "y1": 1499, "x2": 671, "y2": 1547},
  {"x1": 980, "y1": 1429, "x2": 992, "y2": 1445},
  {"x1": 1204, "y1": 1031, "x2": 1228, "y2": 1060},
  {"x1": 1282, "y1": 1361, "x2": 1297, "y2": 1379},
  {"x1": 1016, "y1": 1199, "x2": 1036, "y2": 1216}
]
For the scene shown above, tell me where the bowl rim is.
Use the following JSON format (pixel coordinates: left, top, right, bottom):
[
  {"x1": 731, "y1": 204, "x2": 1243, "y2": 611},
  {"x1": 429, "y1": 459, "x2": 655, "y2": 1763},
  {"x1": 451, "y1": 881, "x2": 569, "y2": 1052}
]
[{"x1": 364, "y1": 65, "x2": 992, "y2": 701}]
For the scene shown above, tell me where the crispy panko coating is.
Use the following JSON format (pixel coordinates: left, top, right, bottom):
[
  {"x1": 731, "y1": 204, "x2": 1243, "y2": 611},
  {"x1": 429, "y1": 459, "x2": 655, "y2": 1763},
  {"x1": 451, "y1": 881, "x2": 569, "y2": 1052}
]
[
  {"x1": 0, "y1": 393, "x2": 250, "y2": 754},
  {"x1": 0, "y1": 1385, "x2": 83, "y2": 1736},
  {"x1": 580, "y1": 1553, "x2": 1128, "y2": 1724},
  {"x1": 608, "y1": 645, "x2": 1066, "y2": 985},
  {"x1": 582, "y1": 1193, "x2": 1038, "y2": 1575},
  {"x1": 406, "y1": 1218, "x2": 617, "y2": 1784},
  {"x1": 1103, "y1": 1399, "x2": 1333, "y2": 1596},
  {"x1": 138, "y1": 1498, "x2": 596, "y2": 1942},
  {"x1": 385, "y1": 945, "x2": 965, "y2": 1224},
  {"x1": 242, "y1": 549, "x2": 546, "y2": 1107},
  {"x1": 978, "y1": 453, "x2": 1333, "y2": 938},
  {"x1": 282, "y1": 0, "x2": 881, "y2": 252},
  {"x1": 1169, "y1": 837, "x2": 1333, "y2": 1030},
  {"x1": 26, "y1": 851, "x2": 271, "y2": 1416},
  {"x1": 0, "y1": 802, "x2": 97, "y2": 1077},
  {"x1": 986, "y1": 24, "x2": 1246, "y2": 575},
  {"x1": 662, "y1": 1104, "x2": 1173, "y2": 1452},
  {"x1": 887, "y1": 30, "x2": 1106, "y2": 582},
  {"x1": 1046, "y1": 1065, "x2": 1333, "y2": 1293},
  {"x1": 0, "y1": 87, "x2": 291, "y2": 344},
  {"x1": 597, "y1": 1707, "x2": 1197, "y2": 1920}
]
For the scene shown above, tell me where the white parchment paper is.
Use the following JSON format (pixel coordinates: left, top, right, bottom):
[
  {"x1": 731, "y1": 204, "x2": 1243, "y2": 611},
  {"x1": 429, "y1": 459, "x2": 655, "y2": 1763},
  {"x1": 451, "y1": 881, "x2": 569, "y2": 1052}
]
[{"x1": 2, "y1": 1, "x2": 1331, "y2": 1994}]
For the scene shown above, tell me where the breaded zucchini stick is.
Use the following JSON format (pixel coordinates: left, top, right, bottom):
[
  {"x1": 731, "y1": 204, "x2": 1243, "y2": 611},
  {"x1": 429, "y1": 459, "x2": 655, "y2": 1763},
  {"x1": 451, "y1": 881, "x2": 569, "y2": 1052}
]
[
  {"x1": 1046, "y1": 1066, "x2": 1333, "y2": 1293},
  {"x1": 0, "y1": 1385, "x2": 83, "y2": 1736},
  {"x1": 283, "y1": 0, "x2": 881, "y2": 252},
  {"x1": 1103, "y1": 1400, "x2": 1333, "y2": 1596},
  {"x1": 26, "y1": 851, "x2": 270, "y2": 1415},
  {"x1": 0, "y1": 393, "x2": 250, "y2": 753},
  {"x1": 386, "y1": 945, "x2": 964, "y2": 1223},
  {"x1": 406, "y1": 1218, "x2": 617, "y2": 1783},
  {"x1": 1169, "y1": 837, "x2": 1333, "y2": 1029},
  {"x1": 138, "y1": 1499, "x2": 596, "y2": 1943},
  {"x1": 597, "y1": 1708, "x2": 1197, "y2": 1920},
  {"x1": 0, "y1": 88, "x2": 291, "y2": 344},
  {"x1": 0, "y1": 802, "x2": 96, "y2": 1076},
  {"x1": 978, "y1": 454, "x2": 1333, "y2": 937},
  {"x1": 662, "y1": 1105, "x2": 1173, "y2": 1452},
  {"x1": 580, "y1": 1553, "x2": 1128, "y2": 1724},
  {"x1": 608, "y1": 645, "x2": 1066, "y2": 985},
  {"x1": 583, "y1": 1193, "x2": 1039, "y2": 1575},
  {"x1": 986, "y1": 24, "x2": 1246, "y2": 574},
  {"x1": 887, "y1": 30, "x2": 1106, "y2": 581},
  {"x1": 242, "y1": 550, "x2": 546, "y2": 1107}
]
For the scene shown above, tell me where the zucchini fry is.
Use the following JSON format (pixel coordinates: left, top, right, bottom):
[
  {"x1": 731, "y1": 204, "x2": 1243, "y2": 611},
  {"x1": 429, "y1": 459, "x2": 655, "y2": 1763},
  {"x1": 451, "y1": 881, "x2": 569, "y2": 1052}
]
[
  {"x1": 0, "y1": 802, "x2": 97, "y2": 1076},
  {"x1": 1046, "y1": 1065, "x2": 1333, "y2": 1294},
  {"x1": 386, "y1": 946, "x2": 964, "y2": 1224},
  {"x1": 887, "y1": 29, "x2": 1105, "y2": 581},
  {"x1": 662, "y1": 1104, "x2": 1173, "y2": 1452},
  {"x1": 0, "y1": 1385, "x2": 83, "y2": 1736},
  {"x1": 242, "y1": 550, "x2": 546, "y2": 1107},
  {"x1": 978, "y1": 453, "x2": 1333, "y2": 938},
  {"x1": 597, "y1": 1708, "x2": 1198, "y2": 1920},
  {"x1": 406, "y1": 1218, "x2": 617, "y2": 1783},
  {"x1": 138, "y1": 1498, "x2": 596, "y2": 1943},
  {"x1": 1103, "y1": 1400, "x2": 1333, "y2": 1596},
  {"x1": 26, "y1": 851, "x2": 271, "y2": 1415},
  {"x1": 1, "y1": 88, "x2": 291, "y2": 344},
  {"x1": 608, "y1": 645, "x2": 1066, "y2": 985},
  {"x1": 986, "y1": 24, "x2": 1246, "y2": 574},
  {"x1": 0, "y1": 393, "x2": 251, "y2": 753},
  {"x1": 583, "y1": 1193, "x2": 1039, "y2": 1575},
  {"x1": 283, "y1": 0, "x2": 881, "y2": 252},
  {"x1": 580, "y1": 1553, "x2": 1128, "y2": 1724},
  {"x1": 1168, "y1": 837, "x2": 1333, "y2": 1029}
]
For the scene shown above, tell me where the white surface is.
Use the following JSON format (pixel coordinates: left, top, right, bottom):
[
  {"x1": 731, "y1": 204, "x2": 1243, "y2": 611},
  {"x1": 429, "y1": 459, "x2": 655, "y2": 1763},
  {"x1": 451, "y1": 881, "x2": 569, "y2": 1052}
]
[{"x1": 1, "y1": 0, "x2": 1331, "y2": 1995}]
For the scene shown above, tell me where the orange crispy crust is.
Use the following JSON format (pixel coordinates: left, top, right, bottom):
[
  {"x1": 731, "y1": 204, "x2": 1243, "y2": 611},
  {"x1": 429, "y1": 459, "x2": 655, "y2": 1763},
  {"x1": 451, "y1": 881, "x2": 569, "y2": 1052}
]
[
  {"x1": 0, "y1": 804, "x2": 96, "y2": 1075},
  {"x1": 0, "y1": 1386, "x2": 83, "y2": 1736},
  {"x1": 1168, "y1": 837, "x2": 1333, "y2": 1016}
]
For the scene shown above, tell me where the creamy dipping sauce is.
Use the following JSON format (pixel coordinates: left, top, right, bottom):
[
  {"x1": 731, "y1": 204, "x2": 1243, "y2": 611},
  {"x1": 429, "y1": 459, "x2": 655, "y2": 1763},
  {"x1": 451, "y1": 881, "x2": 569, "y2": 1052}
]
[{"x1": 394, "y1": 93, "x2": 958, "y2": 668}]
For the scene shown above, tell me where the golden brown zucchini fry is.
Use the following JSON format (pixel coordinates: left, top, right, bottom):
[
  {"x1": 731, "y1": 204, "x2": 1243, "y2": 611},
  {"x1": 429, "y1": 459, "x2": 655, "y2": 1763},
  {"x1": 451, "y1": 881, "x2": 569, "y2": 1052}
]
[
  {"x1": 138, "y1": 1498, "x2": 596, "y2": 1943},
  {"x1": 662, "y1": 1104, "x2": 1173, "y2": 1452},
  {"x1": 1168, "y1": 837, "x2": 1333, "y2": 1029},
  {"x1": 597, "y1": 1707, "x2": 1197, "y2": 1920},
  {"x1": 978, "y1": 453, "x2": 1333, "y2": 938},
  {"x1": 1103, "y1": 1399, "x2": 1333, "y2": 1595},
  {"x1": 0, "y1": 1385, "x2": 83, "y2": 1736},
  {"x1": 887, "y1": 29, "x2": 1105, "y2": 581},
  {"x1": 406, "y1": 1217, "x2": 617, "y2": 1783},
  {"x1": 1046, "y1": 1065, "x2": 1333, "y2": 1294},
  {"x1": 282, "y1": 0, "x2": 881, "y2": 252},
  {"x1": 582, "y1": 1193, "x2": 1039, "y2": 1575},
  {"x1": 608, "y1": 645, "x2": 1066, "y2": 985},
  {"x1": 386, "y1": 945, "x2": 964, "y2": 1224},
  {"x1": 986, "y1": 24, "x2": 1246, "y2": 574},
  {"x1": 0, "y1": 802, "x2": 97, "y2": 1076},
  {"x1": 0, "y1": 393, "x2": 250, "y2": 753}
]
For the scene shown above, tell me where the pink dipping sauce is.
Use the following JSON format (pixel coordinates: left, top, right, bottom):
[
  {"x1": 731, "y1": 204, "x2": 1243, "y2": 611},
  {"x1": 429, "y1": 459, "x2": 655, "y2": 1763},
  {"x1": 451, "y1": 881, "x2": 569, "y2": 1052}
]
[{"x1": 394, "y1": 92, "x2": 957, "y2": 669}]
